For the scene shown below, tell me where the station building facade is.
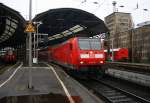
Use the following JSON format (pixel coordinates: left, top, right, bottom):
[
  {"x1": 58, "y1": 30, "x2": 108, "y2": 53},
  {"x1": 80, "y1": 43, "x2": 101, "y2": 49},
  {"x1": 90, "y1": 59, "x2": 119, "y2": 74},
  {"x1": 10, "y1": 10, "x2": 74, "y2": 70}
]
[{"x1": 105, "y1": 12, "x2": 150, "y2": 63}]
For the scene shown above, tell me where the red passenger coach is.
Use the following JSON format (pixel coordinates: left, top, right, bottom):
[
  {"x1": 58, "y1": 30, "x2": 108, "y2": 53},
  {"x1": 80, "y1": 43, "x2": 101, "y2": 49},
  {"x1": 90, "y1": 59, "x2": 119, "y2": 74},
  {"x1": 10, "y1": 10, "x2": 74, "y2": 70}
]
[
  {"x1": 48, "y1": 37, "x2": 105, "y2": 71},
  {"x1": 0, "y1": 48, "x2": 17, "y2": 64},
  {"x1": 104, "y1": 48, "x2": 129, "y2": 61}
]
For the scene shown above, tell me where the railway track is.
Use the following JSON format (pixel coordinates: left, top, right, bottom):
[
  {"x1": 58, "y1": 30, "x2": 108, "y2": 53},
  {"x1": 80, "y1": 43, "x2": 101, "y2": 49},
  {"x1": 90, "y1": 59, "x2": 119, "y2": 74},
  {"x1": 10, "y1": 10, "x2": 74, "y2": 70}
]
[
  {"x1": 0, "y1": 64, "x2": 10, "y2": 75},
  {"x1": 78, "y1": 78, "x2": 150, "y2": 103},
  {"x1": 105, "y1": 62, "x2": 150, "y2": 75}
]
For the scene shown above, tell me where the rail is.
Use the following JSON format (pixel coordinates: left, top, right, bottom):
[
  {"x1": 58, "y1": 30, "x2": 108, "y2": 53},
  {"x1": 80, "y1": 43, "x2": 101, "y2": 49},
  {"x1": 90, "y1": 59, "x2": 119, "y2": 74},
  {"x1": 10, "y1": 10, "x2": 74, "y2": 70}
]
[
  {"x1": 105, "y1": 62, "x2": 150, "y2": 74},
  {"x1": 94, "y1": 79, "x2": 150, "y2": 103},
  {"x1": 78, "y1": 78, "x2": 150, "y2": 103}
]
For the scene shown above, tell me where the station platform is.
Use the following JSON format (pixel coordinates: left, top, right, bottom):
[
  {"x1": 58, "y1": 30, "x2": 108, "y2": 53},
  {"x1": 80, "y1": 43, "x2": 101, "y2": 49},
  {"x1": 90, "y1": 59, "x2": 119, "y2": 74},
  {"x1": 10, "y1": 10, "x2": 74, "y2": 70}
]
[
  {"x1": 106, "y1": 61, "x2": 150, "y2": 67},
  {"x1": 105, "y1": 61, "x2": 150, "y2": 74},
  {"x1": 104, "y1": 62, "x2": 150, "y2": 87},
  {"x1": 0, "y1": 62, "x2": 103, "y2": 103}
]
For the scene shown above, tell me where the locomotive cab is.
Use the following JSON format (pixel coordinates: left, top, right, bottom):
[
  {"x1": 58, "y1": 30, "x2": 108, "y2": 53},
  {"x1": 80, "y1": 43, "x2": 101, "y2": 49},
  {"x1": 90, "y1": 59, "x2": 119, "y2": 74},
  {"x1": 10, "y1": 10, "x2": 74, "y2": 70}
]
[{"x1": 76, "y1": 38, "x2": 105, "y2": 68}]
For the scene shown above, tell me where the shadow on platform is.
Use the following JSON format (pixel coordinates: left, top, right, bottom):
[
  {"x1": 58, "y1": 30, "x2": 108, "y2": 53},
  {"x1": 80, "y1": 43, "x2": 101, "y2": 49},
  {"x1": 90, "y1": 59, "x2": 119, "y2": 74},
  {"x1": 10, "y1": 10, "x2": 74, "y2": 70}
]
[{"x1": 0, "y1": 93, "x2": 81, "y2": 103}]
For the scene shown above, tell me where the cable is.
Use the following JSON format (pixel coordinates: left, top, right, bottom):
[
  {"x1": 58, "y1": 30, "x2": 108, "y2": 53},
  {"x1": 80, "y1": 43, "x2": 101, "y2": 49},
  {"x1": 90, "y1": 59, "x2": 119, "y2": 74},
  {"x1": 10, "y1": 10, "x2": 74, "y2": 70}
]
[{"x1": 92, "y1": 0, "x2": 107, "y2": 13}]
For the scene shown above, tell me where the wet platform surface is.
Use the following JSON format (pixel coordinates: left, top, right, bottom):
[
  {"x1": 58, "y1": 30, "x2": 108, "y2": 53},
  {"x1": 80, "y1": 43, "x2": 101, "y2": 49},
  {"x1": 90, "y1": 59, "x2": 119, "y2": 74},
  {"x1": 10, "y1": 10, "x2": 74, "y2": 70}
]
[{"x1": 0, "y1": 62, "x2": 103, "y2": 103}]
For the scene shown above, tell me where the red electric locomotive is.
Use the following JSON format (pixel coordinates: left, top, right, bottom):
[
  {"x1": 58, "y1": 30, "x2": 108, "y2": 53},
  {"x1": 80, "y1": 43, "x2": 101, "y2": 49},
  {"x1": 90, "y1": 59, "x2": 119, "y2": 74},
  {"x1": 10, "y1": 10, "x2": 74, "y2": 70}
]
[
  {"x1": 104, "y1": 48, "x2": 129, "y2": 61},
  {"x1": 47, "y1": 37, "x2": 105, "y2": 71}
]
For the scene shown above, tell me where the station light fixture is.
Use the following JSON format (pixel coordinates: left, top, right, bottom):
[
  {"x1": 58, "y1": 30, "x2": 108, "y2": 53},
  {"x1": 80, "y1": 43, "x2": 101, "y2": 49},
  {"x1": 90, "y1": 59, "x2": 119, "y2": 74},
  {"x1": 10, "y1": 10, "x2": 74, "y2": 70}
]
[{"x1": 33, "y1": 21, "x2": 43, "y2": 25}]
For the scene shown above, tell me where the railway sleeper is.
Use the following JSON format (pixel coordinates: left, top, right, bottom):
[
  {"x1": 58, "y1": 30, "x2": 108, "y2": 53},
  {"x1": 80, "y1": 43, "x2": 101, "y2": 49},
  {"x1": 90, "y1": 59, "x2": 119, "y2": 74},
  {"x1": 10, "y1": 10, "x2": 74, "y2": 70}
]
[
  {"x1": 110, "y1": 98, "x2": 135, "y2": 103},
  {"x1": 108, "y1": 95, "x2": 127, "y2": 99},
  {"x1": 102, "y1": 92, "x2": 121, "y2": 96}
]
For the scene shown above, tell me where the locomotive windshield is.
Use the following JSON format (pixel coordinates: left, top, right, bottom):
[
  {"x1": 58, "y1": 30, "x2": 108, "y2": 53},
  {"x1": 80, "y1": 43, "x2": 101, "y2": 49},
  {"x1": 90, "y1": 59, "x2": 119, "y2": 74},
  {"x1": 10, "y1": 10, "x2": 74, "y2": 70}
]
[{"x1": 78, "y1": 38, "x2": 101, "y2": 50}]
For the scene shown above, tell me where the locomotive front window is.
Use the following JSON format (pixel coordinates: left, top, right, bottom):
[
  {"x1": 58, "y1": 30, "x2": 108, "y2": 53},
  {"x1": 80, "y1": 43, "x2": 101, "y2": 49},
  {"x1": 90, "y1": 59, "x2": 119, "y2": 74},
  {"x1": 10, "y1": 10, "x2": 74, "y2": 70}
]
[
  {"x1": 78, "y1": 39, "x2": 91, "y2": 50},
  {"x1": 78, "y1": 38, "x2": 101, "y2": 50},
  {"x1": 90, "y1": 39, "x2": 101, "y2": 50}
]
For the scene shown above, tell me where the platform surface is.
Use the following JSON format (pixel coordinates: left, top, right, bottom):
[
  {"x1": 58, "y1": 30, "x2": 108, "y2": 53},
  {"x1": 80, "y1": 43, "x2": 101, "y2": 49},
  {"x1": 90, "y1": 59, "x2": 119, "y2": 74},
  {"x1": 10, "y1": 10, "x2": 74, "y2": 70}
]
[{"x1": 0, "y1": 62, "x2": 104, "y2": 103}]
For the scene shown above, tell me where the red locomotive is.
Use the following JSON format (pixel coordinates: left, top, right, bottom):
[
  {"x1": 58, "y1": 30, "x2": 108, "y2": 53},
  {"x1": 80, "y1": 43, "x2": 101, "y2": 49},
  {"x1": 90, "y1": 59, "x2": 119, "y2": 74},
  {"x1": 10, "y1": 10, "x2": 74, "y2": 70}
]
[
  {"x1": 104, "y1": 48, "x2": 128, "y2": 61},
  {"x1": 39, "y1": 37, "x2": 105, "y2": 71}
]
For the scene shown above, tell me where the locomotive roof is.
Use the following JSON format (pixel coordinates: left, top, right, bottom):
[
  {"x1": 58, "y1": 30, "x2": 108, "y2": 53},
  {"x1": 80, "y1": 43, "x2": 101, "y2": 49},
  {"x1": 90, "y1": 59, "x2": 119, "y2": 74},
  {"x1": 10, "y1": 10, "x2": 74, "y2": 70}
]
[
  {"x1": 0, "y1": 3, "x2": 26, "y2": 49},
  {"x1": 33, "y1": 8, "x2": 109, "y2": 46}
]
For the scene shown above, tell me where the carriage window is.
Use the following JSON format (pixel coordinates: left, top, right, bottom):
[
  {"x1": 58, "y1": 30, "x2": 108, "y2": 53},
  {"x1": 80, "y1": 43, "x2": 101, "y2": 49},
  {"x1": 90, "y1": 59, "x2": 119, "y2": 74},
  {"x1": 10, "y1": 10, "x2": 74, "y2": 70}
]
[{"x1": 78, "y1": 38, "x2": 101, "y2": 50}]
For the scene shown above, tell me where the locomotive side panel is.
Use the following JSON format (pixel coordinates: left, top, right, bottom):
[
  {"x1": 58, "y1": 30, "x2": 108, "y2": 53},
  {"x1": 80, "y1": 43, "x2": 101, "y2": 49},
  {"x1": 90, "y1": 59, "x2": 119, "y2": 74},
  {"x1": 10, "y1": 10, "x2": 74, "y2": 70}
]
[{"x1": 50, "y1": 39, "x2": 79, "y2": 69}]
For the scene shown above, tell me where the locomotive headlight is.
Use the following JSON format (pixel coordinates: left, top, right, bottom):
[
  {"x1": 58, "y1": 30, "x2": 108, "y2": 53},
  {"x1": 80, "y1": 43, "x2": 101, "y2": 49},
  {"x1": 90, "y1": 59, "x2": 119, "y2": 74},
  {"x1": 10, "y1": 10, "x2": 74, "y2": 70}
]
[
  {"x1": 90, "y1": 51, "x2": 93, "y2": 54},
  {"x1": 100, "y1": 61, "x2": 104, "y2": 64},
  {"x1": 95, "y1": 54, "x2": 104, "y2": 58},
  {"x1": 80, "y1": 61, "x2": 84, "y2": 64},
  {"x1": 80, "y1": 54, "x2": 89, "y2": 58}
]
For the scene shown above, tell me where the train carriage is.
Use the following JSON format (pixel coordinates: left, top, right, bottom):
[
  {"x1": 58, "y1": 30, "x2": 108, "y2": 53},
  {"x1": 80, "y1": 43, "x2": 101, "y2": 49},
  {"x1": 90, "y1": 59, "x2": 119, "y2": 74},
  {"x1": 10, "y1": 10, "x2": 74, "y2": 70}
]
[
  {"x1": 104, "y1": 48, "x2": 129, "y2": 61},
  {"x1": 40, "y1": 37, "x2": 105, "y2": 71}
]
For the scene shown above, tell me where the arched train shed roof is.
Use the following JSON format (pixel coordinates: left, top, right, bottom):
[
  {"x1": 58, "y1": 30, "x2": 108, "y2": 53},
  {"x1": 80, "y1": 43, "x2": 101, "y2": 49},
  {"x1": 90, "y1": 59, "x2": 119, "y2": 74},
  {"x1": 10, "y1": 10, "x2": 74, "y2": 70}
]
[
  {"x1": 0, "y1": 3, "x2": 26, "y2": 48},
  {"x1": 33, "y1": 8, "x2": 108, "y2": 46}
]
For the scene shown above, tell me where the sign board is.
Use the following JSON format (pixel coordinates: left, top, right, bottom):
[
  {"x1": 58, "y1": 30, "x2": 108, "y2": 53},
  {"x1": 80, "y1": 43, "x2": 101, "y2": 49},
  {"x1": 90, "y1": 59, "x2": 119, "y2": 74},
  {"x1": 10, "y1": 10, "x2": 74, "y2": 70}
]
[
  {"x1": 33, "y1": 58, "x2": 37, "y2": 63},
  {"x1": 25, "y1": 22, "x2": 35, "y2": 33}
]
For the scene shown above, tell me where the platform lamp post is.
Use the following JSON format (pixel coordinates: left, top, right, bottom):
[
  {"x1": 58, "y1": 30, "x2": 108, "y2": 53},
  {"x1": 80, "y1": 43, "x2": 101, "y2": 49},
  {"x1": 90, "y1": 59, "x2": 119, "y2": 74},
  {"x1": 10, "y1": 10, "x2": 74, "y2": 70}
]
[
  {"x1": 35, "y1": 21, "x2": 42, "y2": 63},
  {"x1": 28, "y1": 0, "x2": 33, "y2": 89},
  {"x1": 105, "y1": 32, "x2": 111, "y2": 61},
  {"x1": 111, "y1": 38, "x2": 114, "y2": 62},
  {"x1": 33, "y1": 21, "x2": 43, "y2": 63}
]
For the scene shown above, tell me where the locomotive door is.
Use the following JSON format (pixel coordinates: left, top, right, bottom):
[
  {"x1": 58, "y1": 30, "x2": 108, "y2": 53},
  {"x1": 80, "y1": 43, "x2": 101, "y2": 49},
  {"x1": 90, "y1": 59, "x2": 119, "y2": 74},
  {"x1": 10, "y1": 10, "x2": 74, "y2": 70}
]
[{"x1": 67, "y1": 43, "x2": 73, "y2": 65}]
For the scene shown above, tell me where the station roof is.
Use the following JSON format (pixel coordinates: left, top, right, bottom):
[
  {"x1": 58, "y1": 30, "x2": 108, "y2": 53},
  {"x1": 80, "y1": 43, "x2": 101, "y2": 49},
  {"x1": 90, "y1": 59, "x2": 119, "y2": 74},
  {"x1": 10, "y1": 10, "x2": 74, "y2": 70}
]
[
  {"x1": 33, "y1": 8, "x2": 108, "y2": 46},
  {"x1": 0, "y1": 3, "x2": 26, "y2": 49},
  {"x1": 0, "y1": 5, "x2": 108, "y2": 48}
]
